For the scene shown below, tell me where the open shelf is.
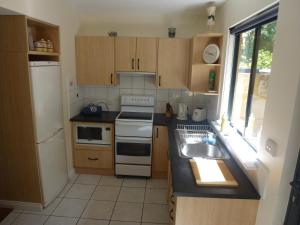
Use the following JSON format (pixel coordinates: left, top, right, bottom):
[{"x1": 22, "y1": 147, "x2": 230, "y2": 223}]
[
  {"x1": 188, "y1": 33, "x2": 223, "y2": 94},
  {"x1": 28, "y1": 51, "x2": 60, "y2": 56},
  {"x1": 26, "y1": 17, "x2": 60, "y2": 61}
]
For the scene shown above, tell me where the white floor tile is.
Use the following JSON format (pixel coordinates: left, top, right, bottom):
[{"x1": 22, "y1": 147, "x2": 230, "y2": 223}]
[
  {"x1": 69, "y1": 174, "x2": 79, "y2": 183},
  {"x1": 44, "y1": 216, "x2": 78, "y2": 225},
  {"x1": 109, "y1": 221, "x2": 140, "y2": 225},
  {"x1": 117, "y1": 188, "x2": 145, "y2": 203},
  {"x1": 58, "y1": 183, "x2": 73, "y2": 197},
  {"x1": 52, "y1": 198, "x2": 87, "y2": 218},
  {"x1": 23, "y1": 198, "x2": 62, "y2": 215},
  {"x1": 11, "y1": 213, "x2": 48, "y2": 225},
  {"x1": 76, "y1": 175, "x2": 101, "y2": 185},
  {"x1": 146, "y1": 179, "x2": 168, "y2": 189},
  {"x1": 99, "y1": 176, "x2": 123, "y2": 186},
  {"x1": 142, "y1": 204, "x2": 169, "y2": 223},
  {"x1": 82, "y1": 200, "x2": 115, "y2": 220},
  {"x1": 65, "y1": 184, "x2": 96, "y2": 199},
  {"x1": 122, "y1": 178, "x2": 146, "y2": 188},
  {"x1": 0, "y1": 212, "x2": 20, "y2": 225},
  {"x1": 91, "y1": 186, "x2": 120, "y2": 201},
  {"x1": 111, "y1": 202, "x2": 143, "y2": 222},
  {"x1": 77, "y1": 219, "x2": 109, "y2": 225},
  {"x1": 144, "y1": 189, "x2": 167, "y2": 204}
]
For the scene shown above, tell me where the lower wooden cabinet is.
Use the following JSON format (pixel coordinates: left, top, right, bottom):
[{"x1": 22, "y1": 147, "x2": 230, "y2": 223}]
[
  {"x1": 74, "y1": 148, "x2": 113, "y2": 169},
  {"x1": 152, "y1": 126, "x2": 169, "y2": 178}
]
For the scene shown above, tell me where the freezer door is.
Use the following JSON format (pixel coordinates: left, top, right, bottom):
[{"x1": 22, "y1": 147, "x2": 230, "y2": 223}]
[
  {"x1": 37, "y1": 129, "x2": 67, "y2": 206},
  {"x1": 30, "y1": 64, "x2": 63, "y2": 143}
]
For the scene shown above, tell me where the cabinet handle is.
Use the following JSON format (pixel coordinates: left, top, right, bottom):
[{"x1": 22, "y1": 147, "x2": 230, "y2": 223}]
[
  {"x1": 137, "y1": 58, "x2": 140, "y2": 70},
  {"x1": 131, "y1": 58, "x2": 135, "y2": 70},
  {"x1": 169, "y1": 208, "x2": 174, "y2": 221},
  {"x1": 88, "y1": 157, "x2": 98, "y2": 161},
  {"x1": 110, "y1": 73, "x2": 113, "y2": 84},
  {"x1": 156, "y1": 127, "x2": 159, "y2": 138},
  {"x1": 159, "y1": 75, "x2": 161, "y2": 86}
]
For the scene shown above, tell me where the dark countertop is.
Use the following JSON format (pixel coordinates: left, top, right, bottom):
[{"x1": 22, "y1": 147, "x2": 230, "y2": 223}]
[
  {"x1": 70, "y1": 111, "x2": 119, "y2": 123},
  {"x1": 167, "y1": 115, "x2": 260, "y2": 200},
  {"x1": 153, "y1": 113, "x2": 172, "y2": 126}
]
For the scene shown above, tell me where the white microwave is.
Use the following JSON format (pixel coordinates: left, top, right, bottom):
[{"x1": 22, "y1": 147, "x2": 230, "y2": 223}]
[{"x1": 75, "y1": 124, "x2": 112, "y2": 146}]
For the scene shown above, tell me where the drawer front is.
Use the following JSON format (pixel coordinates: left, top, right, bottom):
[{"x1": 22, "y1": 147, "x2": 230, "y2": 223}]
[{"x1": 74, "y1": 149, "x2": 113, "y2": 169}]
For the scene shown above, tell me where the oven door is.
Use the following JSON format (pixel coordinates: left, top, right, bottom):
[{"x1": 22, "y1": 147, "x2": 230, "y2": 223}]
[{"x1": 115, "y1": 136, "x2": 152, "y2": 165}]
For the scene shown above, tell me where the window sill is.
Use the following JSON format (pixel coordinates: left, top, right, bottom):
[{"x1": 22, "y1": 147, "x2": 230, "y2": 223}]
[{"x1": 211, "y1": 121, "x2": 259, "y2": 170}]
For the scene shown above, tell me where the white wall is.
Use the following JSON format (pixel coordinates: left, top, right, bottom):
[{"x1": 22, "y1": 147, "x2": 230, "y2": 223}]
[
  {"x1": 0, "y1": 0, "x2": 80, "y2": 178},
  {"x1": 217, "y1": 0, "x2": 300, "y2": 224}
]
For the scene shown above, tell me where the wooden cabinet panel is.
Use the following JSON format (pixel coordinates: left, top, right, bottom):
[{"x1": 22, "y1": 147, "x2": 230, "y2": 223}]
[
  {"x1": 152, "y1": 126, "x2": 168, "y2": 178},
  {"x1": 157, "y1": 38, "x2": 190, "y2": 88},
  {"x1": 175, "y1": 197, "x2": 258, "y2": 225},
  {"x1": 115, "y1": 37, "x2": 137, "y2": 72},
  {"x1": 76, "y1": 36, "x2": 115, "y2": 85},
  {"x1": 136, "y1": 37, "x2": 157, "y2": 73},
  {"x1": 74, "y1": 148, "x2": 113, "y2": 169}
]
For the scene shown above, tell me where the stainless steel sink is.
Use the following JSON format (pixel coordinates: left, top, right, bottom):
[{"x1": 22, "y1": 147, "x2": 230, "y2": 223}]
[{"x1": 175, "y1": 124, "x2": 229, "y2": 160}]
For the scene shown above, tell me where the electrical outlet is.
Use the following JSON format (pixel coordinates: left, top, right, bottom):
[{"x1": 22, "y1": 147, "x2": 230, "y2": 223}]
[{"x1": 265, "y1": 138, "x2": 277, "y2": 157}]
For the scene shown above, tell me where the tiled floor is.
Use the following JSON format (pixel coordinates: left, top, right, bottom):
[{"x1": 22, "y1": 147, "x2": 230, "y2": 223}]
[{"x1": 1, "y1": 174, "x2": 169, "y2": 225}]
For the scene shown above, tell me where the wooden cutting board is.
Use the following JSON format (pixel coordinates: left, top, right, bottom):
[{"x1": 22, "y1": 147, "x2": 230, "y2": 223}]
[{"x1": 190, "y1": 159, "x2": 238, "y2": 187}]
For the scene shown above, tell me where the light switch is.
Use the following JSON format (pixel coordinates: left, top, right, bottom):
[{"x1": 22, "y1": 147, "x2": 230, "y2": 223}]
[{"x1": 265, "y1": 138, "x2": 277, "y2": 157}]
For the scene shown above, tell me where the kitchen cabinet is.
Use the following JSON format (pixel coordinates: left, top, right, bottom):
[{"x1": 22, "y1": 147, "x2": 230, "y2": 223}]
[
  {"x1": 152, "y1": 126, "x2": 168, "y2": 178},
  {"x1": 72, "y1": 122, "x2": 114, "y2": 175},
  {"x1": 116, "y1": 37, "x2": 157, "y2": 73},
  {"x1": 76, "y1": 36, "x2": 115, "y2": 85},
  {"x1": 157, "y1": 38, "x2": 191, "y2": 88}
]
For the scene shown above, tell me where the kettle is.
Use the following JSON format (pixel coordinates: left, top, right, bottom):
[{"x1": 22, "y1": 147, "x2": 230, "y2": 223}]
[
  {"x1": 177, "y1": 103, "x2": 188, "y2": 120},
  {"x1": 192, "y1": 108, "x2": 206, "y2": 122}
]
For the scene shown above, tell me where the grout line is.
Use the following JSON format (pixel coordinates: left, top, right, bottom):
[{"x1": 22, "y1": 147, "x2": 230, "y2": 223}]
[{"x1": 109, "y1": 178, "x2": 124, "y2": 223}]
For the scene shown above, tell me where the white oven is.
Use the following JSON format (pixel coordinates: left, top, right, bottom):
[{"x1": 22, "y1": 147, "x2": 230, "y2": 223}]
[{"x1": 75, "y1": 123, "x2": 112, "y2": 146}]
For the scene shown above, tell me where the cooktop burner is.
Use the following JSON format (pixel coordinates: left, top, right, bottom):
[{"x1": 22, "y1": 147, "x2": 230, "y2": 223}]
[{"x1": 118, "y1": 112, "x2": 153, "y2": 120}]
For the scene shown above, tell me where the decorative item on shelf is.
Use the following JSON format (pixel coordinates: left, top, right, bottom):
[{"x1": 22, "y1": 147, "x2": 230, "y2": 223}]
[
  {"x1": 165, "y1": 102, "x2": 173, "y2": 118},
  {"x1": 34, "y1": 39, "x2": 47, "y2": 52},
  {"x1": 108, "y1": 31, "x2": 118, "y2": 37},
  {"x1": 203, "y1": 43, "x2": 220, "y2": 64},
  {"x1": 27, "y1": 27, "x2": 35, "y2": 51},
  {"x1": 168, "y1": 27, "x2": 176, "y2": 38},
  {"x1": 207, "y1": 5, "x2": 216, "y2": 31},
  {"x1": 46, "y1": 40, "x2": 54, "y2": 52},
  {"x1": 208, "y1": 70, "x2": 217, "y2": 92}
]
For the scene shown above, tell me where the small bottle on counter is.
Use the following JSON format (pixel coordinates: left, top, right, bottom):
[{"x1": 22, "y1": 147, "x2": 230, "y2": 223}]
[
  {"x1": 220, "y1": 113, "x2": 228, "y2": 132},
  {"x1": 208, "y1": 71, "x2": 216, "y2": 92}
]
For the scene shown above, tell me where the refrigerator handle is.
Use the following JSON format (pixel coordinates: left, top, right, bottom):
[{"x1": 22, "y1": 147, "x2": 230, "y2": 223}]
[{"x1": 38, "y1": 128, "x2": 63, "y2": 144}]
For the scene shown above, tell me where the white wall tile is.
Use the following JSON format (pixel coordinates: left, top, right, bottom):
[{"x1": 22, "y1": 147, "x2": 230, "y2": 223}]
[
  {"x1": 155, "y1": 101, "x2": 167, "y2": 113},
  {"x1": 157, "y1": 89, "x2": 169, "y2": 102},
  {"x1": 120, "y1": 88, "x2": 132, "y2": 95},
  {"x1": 120, "y1": 76, "x2": 132, "y2": 88},
  {"x1": 132, "y1": 75, "x2": 145, "y2": 89},
  {"x1": 94, "y1": 87, "x2": 107, "y2": 99},
  {"x1": 168, "y1": 89, "x2": 181, "y2": 103},
  {"x1": 144, "y1": 89, "x2": 157, "y2": 98},
  {"x1": 181, "y1": 89, "x2": 193, "y2": 103},
  {"x1": 132, "y1": 89, "x2": 145, "y2": 95},
  {"x1": 145, "y1": 76, "x2": 156, "y2": 89}
]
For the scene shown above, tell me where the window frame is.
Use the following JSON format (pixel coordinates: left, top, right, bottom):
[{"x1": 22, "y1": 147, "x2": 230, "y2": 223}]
[{"x1": 227, "y1": 4, "x2": 279, "y2": 148}]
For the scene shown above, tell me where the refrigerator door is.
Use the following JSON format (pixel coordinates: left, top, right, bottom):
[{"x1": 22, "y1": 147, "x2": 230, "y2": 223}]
[
  {"x1": 30, "y1": 64, "x2": 63, "y2": 143},
  {"x1": 37, "y1": 129, "x2": 67, "y2": 206}
]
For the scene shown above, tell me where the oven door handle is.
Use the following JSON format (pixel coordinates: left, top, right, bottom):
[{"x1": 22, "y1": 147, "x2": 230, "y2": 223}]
[
  {"x1": 115, "y1": 120, "x2": 152, "y2": 126},
  {"x1": 115, "y1": 136, "x2": 152, "y2": 143}
]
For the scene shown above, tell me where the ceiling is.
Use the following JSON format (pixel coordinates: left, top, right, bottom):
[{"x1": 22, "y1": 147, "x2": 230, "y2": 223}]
[{"x1": 70, "y1": 0, "x2": 226, "y2": 21}]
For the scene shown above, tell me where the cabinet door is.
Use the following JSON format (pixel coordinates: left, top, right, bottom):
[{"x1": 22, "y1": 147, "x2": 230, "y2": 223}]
[
  {"x1": 157, "y1": 38, "x2": 190, "y2": 88},
  {"x1": 116, "y1": 37, "x2": 137, "y2": 72},
  {"x1": 136, "y1": 37, "x2": 157, "y2": 73},
  {"x1": 76, "y1": 36, "x2": 115, "y2": 85},
  {"x1": 152, "y1": 126, "x2": 168, "y2": 177}
]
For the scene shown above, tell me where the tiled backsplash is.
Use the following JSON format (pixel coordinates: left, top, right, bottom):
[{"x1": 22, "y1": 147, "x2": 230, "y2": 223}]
[{"x1": 69, "y1": 75, "x2": 219, "y2": 120}]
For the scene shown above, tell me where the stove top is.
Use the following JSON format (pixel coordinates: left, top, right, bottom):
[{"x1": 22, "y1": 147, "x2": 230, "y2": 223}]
[{"x1": 117, "y1": 112, "x2": 153, "y2": 121}]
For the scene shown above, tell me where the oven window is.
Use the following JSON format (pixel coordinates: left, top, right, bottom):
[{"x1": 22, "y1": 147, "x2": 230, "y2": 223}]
[
  {"x1": 77, "y1": 127, "x2": 102, "y2": 140},
  {"x1": 117, "y1": 143, "x2": 151, "y2": 156}
]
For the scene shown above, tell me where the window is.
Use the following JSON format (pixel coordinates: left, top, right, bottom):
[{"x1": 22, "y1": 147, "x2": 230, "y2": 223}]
[{"x1": 228, "y1": 4, "x2": 278, "y2": 149}]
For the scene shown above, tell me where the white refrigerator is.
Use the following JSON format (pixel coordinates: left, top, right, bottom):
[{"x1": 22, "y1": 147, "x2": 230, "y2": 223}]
[{"x1": 29, "y1": 61, "x2": 68, "y2": 206}]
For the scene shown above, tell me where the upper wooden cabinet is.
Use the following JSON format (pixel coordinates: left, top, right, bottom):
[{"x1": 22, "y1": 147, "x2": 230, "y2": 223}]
[
  {"x1": 116, "y1": 37, "x2": 157, "y2": 73},
  {"x1": 157, "y1": 38, "x2": 191, "y2": 89},
  {"x1": 76, "y1": 36, "x2": 115, "y2": 85},
  {"x1": 115, "y1": 37, "x2": 136, "y2": 72}
]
